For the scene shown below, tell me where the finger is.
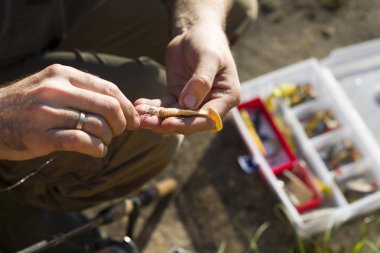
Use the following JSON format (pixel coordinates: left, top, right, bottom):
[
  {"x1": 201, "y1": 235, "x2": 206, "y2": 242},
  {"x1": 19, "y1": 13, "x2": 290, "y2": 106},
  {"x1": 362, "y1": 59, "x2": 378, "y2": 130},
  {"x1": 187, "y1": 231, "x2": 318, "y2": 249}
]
[
  {"x1": 135, "y1": 101, "x2": 217, "y2": 134},
  {"x1": 134, "y1": 97, "x2": 179, "y2": 117},
  {"x1": 203, "y1": 96, "x2": 228, "y2": 116},
  {"x1": 79, "y1": 113, "x2": 113, "y2": 144},
  {"x1": 179, "y1": 54, "x2": 220, "y2": 110},
  {"x1": 47, "y1": 129, "x2": 108, "y2": 158},
  {"x1": 135, "y1": 103, "x2": 167, "y2": 133},
  {"x1": 69, "y1": 72, "x2": 139, "y2": 130},
  {"x1": 135, "y1": 103, "x2": 156, "y2": 116},
  {"x1": 139, "y1": 112, "x2": 216, "y2": 135},
  {"x1": 43, "y1": 64, "x2": 140, "y2": 130},
  {"x1": 202, "y1": 88, "x2": 240, "y2": 118},
  {"x1": 45, "y1": 111, "x2": 114, "y2": 145},
  {"x1": 139, "y1": 115, "x2": 165, "y2": 133},
  {"x1": 70, "y1": 88, "x2": 126, "y2": 135},
  {"x1": 41, "y1": 84, "x2": 127, "y2": 136},
  {"x1": 39, "y1": 107, "x2": 112, "y2": 143},
  {"x1": 135, "y1": 101, "x2": 180, "y2": 119},
  {"x1": 161, "y1": 116, "x2": 216, "y2": 135}
]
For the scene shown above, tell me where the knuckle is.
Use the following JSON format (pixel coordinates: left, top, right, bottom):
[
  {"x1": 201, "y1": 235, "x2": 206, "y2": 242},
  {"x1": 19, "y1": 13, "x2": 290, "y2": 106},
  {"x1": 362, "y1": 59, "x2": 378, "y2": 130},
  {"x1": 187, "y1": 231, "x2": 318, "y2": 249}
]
[
  {"x1": 59, "y1": 132, "x2": 104, "y2": 157},
  {"x1": 101, "y1": 98, "x2": 127, "y2": 134},
  {"x1": 102, "y1": 81, "x2": 119, "y2": 96},
  {"x1": 197, "y1": 76, "x2": 213, "y2": 89},
  {"x1": 81, "y1": 72, "x2": 94, "y2": 86},
  {"x1": 117, "y1": 118, "x2": 127, "y2": 133},
  {"x1": 36, "y1": 82, "x2": 52, "y2": 93},
  {"x1": 102, "y1": 97, "x2": 120, "y2": 114},
  {"x1": 43, "y1": 64, "x2": 66, "y2": 78},
  {"x1": 91, "y1": 150, "x2": 105, "y2": 158},
  {"x1": 102, "y1": 134, "x2": 112, "y2": 145},
  {"x1": 93, "y1": 116, "x2": 113, "y2": 144},
  {"x1": 62, "y1": 132, "x2": 83, "y2": 147},
  {"x1": 224, "y1": 83, "x2": 241, "y2": 108},
  {"x1": 81, "y1": 143, "x2": 104, "y2": 158}
]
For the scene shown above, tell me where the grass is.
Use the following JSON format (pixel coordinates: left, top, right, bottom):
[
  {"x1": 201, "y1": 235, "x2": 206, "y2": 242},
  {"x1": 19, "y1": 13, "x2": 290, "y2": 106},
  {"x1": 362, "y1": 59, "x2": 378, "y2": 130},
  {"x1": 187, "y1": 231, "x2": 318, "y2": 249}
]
[
  {"x1": 231, "y1": 205, "x2": 380, "y2": 253},
  {"x1": 305, "y1": 215, "x2": 380, "y2": 253},
  {"x1": 235, "y1": 220, "x2": 270, "y2": 253}
]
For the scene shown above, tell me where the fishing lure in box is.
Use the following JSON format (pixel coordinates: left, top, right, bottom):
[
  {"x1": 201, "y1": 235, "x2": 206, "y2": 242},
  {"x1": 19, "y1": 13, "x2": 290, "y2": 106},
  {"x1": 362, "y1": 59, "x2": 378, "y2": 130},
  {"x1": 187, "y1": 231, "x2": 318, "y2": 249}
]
[
  {"x1": 277, "y1": 160, "x2": 322, "y2": 212},
  {"x1": 319, "y1": 139, "x2": 361, "y2": 171},
  {"x1": 237, "y1": 97, "x2": 322, "y2": 212},
  {"x1": 266, "y1": 83, "x2": 317, "y2": 111},
  {"x1": 338, "y1": 175, "x2": 378, "y2": 202},
  {"x1": 237, "y1": 98, "x2": 295, "y2": 173},
  {"x1": 301, "y1": 110, "x2": 340, "y2": 138},
  {"x1": 264, "y1": 83, "x2": 316, "y2": 154}
]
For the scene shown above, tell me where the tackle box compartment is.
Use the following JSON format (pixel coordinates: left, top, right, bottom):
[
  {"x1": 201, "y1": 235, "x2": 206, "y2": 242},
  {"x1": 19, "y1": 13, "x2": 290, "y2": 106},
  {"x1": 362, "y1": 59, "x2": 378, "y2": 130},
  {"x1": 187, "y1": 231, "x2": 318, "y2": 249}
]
[{"x1": 231, "y1": 39, "x2": 380, "y2": 237}]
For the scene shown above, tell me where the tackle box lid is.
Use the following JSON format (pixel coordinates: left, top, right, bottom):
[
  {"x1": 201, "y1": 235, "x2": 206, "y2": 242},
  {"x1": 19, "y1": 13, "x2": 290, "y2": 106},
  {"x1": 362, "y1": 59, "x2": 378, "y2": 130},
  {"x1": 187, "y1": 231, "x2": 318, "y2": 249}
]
[{"x1": 322, "y1": 38, "x2": 380, "y2": 145}]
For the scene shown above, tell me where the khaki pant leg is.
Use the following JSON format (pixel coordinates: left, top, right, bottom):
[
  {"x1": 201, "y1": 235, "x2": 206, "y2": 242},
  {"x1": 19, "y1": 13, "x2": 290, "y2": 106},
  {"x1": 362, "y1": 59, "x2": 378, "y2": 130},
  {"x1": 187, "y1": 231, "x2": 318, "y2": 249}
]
[
  {"x1": 60, "y1": 0, "x2": 171, "y2": 64},
  {"x1": 0, "y1": 51, "x2": 182, "y2": 251},
  {"x1": 59, "y1": 0, "x2": 258, "y2": 64},
  {"x1": 227, "y1": 0, "x2": 259, "y2": 44},
  {"x1": 0, "y1": 51, "x2": 183, "y2": 211}
]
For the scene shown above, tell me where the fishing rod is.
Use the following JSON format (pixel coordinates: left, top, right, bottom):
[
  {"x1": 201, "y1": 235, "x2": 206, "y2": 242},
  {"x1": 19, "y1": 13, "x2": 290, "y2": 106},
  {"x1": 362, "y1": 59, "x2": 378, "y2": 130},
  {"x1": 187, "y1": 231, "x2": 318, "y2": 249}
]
[{"x1": 17, "y1": 178, "x2": 178, "y2": 253}]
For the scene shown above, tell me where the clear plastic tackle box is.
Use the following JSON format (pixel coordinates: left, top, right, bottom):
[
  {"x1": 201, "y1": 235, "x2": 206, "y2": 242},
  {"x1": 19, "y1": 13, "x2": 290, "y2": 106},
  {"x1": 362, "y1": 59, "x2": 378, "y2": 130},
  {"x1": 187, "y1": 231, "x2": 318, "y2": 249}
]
[{"x1": 231, "y1": 39, "x2": 380, "y2": 237}]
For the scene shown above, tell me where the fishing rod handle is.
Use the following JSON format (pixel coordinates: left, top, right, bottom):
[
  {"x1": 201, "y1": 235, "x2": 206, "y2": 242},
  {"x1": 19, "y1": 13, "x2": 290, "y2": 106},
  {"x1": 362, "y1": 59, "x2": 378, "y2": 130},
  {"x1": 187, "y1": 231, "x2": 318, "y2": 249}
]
[
  {"x1": 155, "y1": 178, "x2": 177, "y2": 198},
  {"x1": 124, "y1": 178, "x2": 177, "y2": 215}
]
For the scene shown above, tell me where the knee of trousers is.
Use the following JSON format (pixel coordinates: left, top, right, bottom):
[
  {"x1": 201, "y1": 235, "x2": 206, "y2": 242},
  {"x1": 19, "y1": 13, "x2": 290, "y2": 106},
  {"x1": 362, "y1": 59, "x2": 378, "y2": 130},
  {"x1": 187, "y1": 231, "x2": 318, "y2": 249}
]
[
  {"x1": 141, "y1": 133, "x2": 184, "y2": 175},
  {"x1": 24, "y1": 51, "x2": 168, "y2": 102},
  {"x1": 104, "y1": 129, "x2": 184, "y2": 191},
  {"x1": 95, "y1": 132, "x2": 184, "y2": 206},
  {"x1": 226, "y1": 0, "x2": 259, "y2": 43},
  {"x1": 2, "y1": 132, "x2": 184, "y2": 211}
]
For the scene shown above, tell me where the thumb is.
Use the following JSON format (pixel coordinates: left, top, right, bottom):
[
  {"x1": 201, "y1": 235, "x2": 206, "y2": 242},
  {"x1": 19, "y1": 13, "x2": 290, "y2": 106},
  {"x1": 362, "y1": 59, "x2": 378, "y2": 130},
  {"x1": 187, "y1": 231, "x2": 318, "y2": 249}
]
[{"x1": 179, "y1": 57, "x2": 219, "y2": 110}]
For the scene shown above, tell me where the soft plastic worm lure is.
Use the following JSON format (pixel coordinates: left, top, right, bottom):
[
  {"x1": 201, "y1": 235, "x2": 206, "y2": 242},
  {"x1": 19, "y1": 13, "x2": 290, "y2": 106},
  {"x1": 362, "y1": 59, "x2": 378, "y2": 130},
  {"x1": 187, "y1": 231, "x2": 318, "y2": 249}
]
[{"x1": 147, "y1": 107, "x2": 223, "y2": 131}]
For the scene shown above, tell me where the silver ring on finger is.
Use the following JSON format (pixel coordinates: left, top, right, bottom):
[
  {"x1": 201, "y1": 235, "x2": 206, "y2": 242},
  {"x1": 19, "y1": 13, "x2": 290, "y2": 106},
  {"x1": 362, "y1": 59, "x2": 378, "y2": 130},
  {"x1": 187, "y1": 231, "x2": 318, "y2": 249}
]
[{"x1": 76, "y1": 112, "x2": 86, "y2": 130}]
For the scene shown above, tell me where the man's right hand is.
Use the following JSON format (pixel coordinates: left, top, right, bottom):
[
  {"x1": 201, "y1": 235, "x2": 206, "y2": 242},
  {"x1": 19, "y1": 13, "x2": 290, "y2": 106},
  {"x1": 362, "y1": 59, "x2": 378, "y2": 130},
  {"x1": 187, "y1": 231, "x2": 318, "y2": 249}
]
[{"x1": 0, "y1": 64, "x2": 140, "y2": 160}]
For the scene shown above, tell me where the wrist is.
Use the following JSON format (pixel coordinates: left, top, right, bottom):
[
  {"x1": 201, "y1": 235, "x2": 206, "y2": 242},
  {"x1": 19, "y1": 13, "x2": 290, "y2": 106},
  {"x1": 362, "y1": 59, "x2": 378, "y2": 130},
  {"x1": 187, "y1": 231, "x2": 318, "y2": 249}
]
[
  {"x1": 173, "y1": 16, "x2": 223, "y2": 37},
  {"x1": 170, "y1": 0, "x2": 231, "y2": 37}
]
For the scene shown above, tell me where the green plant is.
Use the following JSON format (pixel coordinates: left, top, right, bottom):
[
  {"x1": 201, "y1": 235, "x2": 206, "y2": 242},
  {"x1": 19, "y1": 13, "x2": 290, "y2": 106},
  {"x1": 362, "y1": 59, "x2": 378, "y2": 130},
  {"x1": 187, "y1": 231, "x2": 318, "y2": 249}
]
[
  {"x1": 232, "y1": 202, "x2": 380, "y2": 253},
  {"x1": 235, "y1": 219, "x2": 270, "y2": 253},
  {"x1": 217, "y1": 240, "x2": 227, "y2": 253}
]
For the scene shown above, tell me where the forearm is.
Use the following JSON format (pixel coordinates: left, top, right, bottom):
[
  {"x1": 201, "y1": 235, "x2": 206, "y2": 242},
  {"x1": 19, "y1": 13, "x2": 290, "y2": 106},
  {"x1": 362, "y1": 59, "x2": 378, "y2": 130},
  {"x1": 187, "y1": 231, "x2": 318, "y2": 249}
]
[{"x1": 167, "y1": 0, "x2": 232, "y2": 36}]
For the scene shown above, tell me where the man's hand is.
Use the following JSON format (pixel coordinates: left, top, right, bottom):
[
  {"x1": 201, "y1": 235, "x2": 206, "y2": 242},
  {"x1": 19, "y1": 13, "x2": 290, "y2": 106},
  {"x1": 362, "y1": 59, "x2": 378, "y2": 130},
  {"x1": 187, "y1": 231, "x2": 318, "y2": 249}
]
[
  {"x1": 0, "y1": 64, "x2": 140, "y2": 160},
  {"x1": 135, "y1": 8, "x2": 240, "y2": 135}
]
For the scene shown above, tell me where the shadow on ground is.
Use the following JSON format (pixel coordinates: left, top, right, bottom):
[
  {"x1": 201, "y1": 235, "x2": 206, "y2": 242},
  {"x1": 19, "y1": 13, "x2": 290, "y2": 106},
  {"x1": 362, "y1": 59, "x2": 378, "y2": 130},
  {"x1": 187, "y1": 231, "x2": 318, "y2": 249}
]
[{"x1": 174, "y1": 120, "x2": 296, "y2": 253}]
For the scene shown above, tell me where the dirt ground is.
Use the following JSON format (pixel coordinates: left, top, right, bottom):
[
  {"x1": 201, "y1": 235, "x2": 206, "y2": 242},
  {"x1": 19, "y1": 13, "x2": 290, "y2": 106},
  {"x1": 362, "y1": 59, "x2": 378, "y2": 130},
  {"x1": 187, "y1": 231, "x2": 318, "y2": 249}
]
[{"x1": 103, "y1": 1, "x2": 380, "y2": 252}]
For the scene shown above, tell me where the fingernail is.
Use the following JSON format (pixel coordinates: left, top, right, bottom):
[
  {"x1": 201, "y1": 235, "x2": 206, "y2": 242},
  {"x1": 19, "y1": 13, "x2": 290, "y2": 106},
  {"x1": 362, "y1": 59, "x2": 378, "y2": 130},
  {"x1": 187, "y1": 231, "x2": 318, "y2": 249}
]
[
  {"x1": 184, "y1": 94, "x2": 197, "y2": 109},
  {"x1": 141, "y1": 104, "x2": 150, "y2": 114}
]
